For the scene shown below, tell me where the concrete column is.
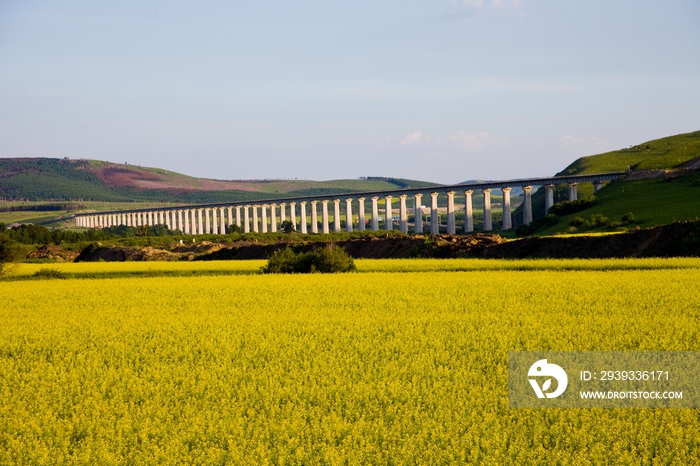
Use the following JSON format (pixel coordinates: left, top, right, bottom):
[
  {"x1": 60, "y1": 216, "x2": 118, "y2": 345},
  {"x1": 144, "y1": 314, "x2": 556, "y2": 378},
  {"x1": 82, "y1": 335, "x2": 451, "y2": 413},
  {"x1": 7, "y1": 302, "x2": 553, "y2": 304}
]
[
  {"x1": 219, "y1": 207, "x2": 226, "y2": 234},
  {"x1": 280, "y1": 203, "x2": 286, "y2": 224},
  {"x1": 212, "y1": 208, "x2": 218, "y2": 234},
  {"x1": 502, "y1": 187, "x2": 512, "y2": 230},
  {"x1": 322, "y1": 200, "x2": 330, "y2": 234},
  {"x1": 163, "y1": 212, "x2": 169, "y2": 229},
  {"x1": 594, "y1": 181, "x2": 603, "y2": 193},
  {"x1": 157, "y1": 211, "x2": 162, "y2": 226},
  {"x1": 226, "y1": 207, "x2": 233, "y2": 231},
  {"x1": 523, "y1": 186, "x2": 533, "y2": 225},
  {"x1": 183, "y1": 210, "x2": 189, "y2": 233},
  {"x1": 300, "y1": 201, "x2": 308, "y2": 234},
  {"x1": 399, "y1": 195, "x2": 408, "y2": 234},
  {"x1": 333, "y1": 199, "x2": 341, "y2": 233},
  {"x1": 345, "y1": 198, "x2": 353, "y2": 232},
  {"x1": 414, "y1": 193, "x2": 423, "y2": 234},
  {"x1": 145, "y1": 212, "x2": 151, "y2": 226},
  {"x1": 290, "y1": 202, "x2": 297, "y2": 231},
  {"x1": 270, "y1": 204, "x2": 277, "y2": 233},
  {"x1": 464, "y1": 190, "x2": 473, "y2": 233},
  {"x1": 196, "y1": 209, "x2": 202, "y2": 234},
  {"x1": 192, "y1": 210, "x2": 198, "y2": 234},
  {"x1": 483, "y1": 189, "x2": 492, "y2": 231},
  {"x1": 261, "y1": 205, "x2": 268, "y2": 233},
  {"x1": 176, "y1": 210, "x2": 183, "y2": 232},
  {"x1": 544, "y1": 185, "x2": 555, "y2": 215},
  {"x1": 204, "y1": 208, "x2": 210, "y2": 234},
  {"x1": 446, "y1": 192, "x2": 456, "y2": 234},
  {"x1": 371, "y1": 197, "x2": 379, "y2": 231},
  {"x1": 252, "y1": 205, "x2": 259, "y2": 233},
  {"x1": 235, "y1": 206, "x2": 242, "y2": 228},
  {"x1": 430, "y1": 192, "x2": 439, "y2": 235},
  {"x1": 569, "y1": 183, "x2": 578, "y2": 201},
  {"x1": 311, "y1": 201, "x2": 319, "y2": 233},
  {"x1": 385, "y1": 196, "x2": 393, "y2": 231},
  {"x1": 357, "y1": 197, "x2": 366, "y2": 232},
  {"x1": 243, "y1": 206, "x2": 250, "y2": 233}
]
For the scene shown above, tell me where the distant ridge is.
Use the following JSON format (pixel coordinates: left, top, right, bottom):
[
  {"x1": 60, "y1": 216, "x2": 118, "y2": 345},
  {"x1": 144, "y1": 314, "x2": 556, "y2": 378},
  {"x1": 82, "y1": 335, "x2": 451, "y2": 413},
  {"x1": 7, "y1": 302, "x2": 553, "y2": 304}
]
[{"x1": 0, "y1": 158, "x2": 437, "y2": 202}]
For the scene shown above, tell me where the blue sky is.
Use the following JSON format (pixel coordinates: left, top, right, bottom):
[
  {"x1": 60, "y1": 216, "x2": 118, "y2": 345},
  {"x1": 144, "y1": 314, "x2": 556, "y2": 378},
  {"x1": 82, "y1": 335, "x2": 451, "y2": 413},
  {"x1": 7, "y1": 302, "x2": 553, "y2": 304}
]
[{"x1": 1, "y1": 0, "x2": 698, "y2": 183}]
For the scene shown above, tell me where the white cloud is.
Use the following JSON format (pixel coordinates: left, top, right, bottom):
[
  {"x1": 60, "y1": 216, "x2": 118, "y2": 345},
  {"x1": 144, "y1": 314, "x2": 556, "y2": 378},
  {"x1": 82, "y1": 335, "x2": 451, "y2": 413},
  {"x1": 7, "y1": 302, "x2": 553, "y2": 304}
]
[
  {"x1": 471, "y1": 77, "x2": 578, "y2": 93},
  {"x1": 449, "y1": 0, "x2": 524, "y2": 18},
  {"x1": 559, "y1": 134, "x2": 612, "y2": 156},
  {"x1": 449, "y1": 131, "x2": 492, "y2": 151},
  {"x1": 400, "y1": 131, "x2": 426, "y2": 145}
]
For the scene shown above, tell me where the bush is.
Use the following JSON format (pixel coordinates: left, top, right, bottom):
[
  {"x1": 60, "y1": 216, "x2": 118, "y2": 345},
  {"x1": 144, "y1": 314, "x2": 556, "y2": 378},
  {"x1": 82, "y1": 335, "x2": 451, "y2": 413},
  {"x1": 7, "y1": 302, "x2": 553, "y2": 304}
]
[
  {"x1": 280, "y1": 220, "x2": 296, "y2": 233},
  {"x1": 621, "y1": 212, "x2": 635, "y2": 224},
  {"x1": 262, "y1": 245, "x2": 356, "y2": 274},
  {"x1": 0, "y1": 235, "x2": 22, "y2": 276},
  {"x1": 548, "y1": 196, "x2": 597, "y2": 216},
  {"x1": 586, "y1": 213, "x2": 609, "y2": 228},
  {"x1": 32, "y1": 268, "x2": 66, "y2": 280},
  {"x1": 569, "y1": 217, "x2": 585, "y2": 227}
]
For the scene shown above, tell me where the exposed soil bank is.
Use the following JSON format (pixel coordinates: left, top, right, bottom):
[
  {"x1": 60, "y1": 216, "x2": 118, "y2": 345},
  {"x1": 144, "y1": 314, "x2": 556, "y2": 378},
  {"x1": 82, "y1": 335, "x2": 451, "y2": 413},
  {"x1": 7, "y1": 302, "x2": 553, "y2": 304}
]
[{"x1": 69, "y1": 220, "x2": 700, "y2": 262}]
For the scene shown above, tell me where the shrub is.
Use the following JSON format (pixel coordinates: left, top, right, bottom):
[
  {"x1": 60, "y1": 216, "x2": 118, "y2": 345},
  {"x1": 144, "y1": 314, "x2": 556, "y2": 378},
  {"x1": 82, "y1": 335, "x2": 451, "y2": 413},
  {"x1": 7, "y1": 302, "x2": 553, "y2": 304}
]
[
  {"x1": 0, "y1": 235, "x2": 22, "y2": 277},
  {"x1": 32, "y1": 268, "x2": 66, "y2": 280},
  {"x1": 569, "y1": 217, "x2": 585, "y2": 227},
  {"x1": 621, "y1": 212, "x2": 635, "y2": 224},
  {"x1": 280, "y1": 220, "x2": 296, "y2": 233},
  {"x1": 262, "y1": 245, "x2": 356, "y2": 274},
  {"x1": 548, "y1": 196, "x2": 597, "y2": 216},
  {"x1": 586, "y1": 213, "x2": 609, "y2": 228}
]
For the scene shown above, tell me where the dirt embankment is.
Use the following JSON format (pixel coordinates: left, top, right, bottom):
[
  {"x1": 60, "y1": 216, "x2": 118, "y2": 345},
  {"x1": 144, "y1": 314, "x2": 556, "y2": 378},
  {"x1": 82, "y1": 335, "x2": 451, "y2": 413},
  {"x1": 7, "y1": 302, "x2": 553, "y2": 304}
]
[
  {"x1": 481, "y1": 221, "x2": 700, "y2": 259},
  {"x1": 62, "y1": 220, "x2": 700, "y2": 262}
]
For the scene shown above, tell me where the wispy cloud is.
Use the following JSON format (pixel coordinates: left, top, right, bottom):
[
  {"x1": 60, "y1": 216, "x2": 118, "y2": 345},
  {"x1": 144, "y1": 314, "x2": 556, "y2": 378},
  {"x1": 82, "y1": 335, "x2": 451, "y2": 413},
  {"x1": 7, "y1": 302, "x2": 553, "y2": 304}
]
[
  {"x1": 470, "y1": 77, "x2": 579, "y2": 93},
  {"x1": 449, "y1": 131, "x2": 492, "y2": 151},
  {"x1": 400, "y1": 131, "x2": 426, "y2": 145},
  {"x1": 448, "y1": 0, "x2": 524, "y2": 19}
]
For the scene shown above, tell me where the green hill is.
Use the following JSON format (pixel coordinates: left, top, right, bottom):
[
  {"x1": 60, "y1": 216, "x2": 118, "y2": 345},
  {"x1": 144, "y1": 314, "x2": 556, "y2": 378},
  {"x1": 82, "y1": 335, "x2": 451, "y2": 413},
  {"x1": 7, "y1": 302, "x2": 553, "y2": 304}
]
[
  {"x1": 557, "y1": 129, "x2": 700, "y2": 175},
  {"x1": 0, "y1": 158, "x2": 437, "y2": 203},
  {"x1": 510, "y1": 130, "x2": 700, "y2": 232}
]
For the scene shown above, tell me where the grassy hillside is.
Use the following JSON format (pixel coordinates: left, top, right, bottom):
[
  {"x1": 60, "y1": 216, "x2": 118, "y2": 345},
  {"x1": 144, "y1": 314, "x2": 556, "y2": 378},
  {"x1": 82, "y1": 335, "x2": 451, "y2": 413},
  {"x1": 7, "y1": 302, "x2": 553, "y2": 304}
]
[
  {"x1": 535, "y1": 171, "x2": 700, "y2": 235},
  {"x1": 511, "y1": 130, "x2": 700, "y2": 228},
  {"x1": 558, "y1": 130, "x2": 700, "y2": 175},
  {"x1": 0, "y1": 158, "x2": 437, "y2": 203}
]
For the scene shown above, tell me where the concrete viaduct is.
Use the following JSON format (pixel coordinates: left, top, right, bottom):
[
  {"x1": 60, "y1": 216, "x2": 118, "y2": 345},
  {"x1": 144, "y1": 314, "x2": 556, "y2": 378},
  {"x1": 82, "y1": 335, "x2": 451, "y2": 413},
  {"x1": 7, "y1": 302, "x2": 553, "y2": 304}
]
[{"x1": 74, "y1": 172, "x2": 624, "y2": 235}]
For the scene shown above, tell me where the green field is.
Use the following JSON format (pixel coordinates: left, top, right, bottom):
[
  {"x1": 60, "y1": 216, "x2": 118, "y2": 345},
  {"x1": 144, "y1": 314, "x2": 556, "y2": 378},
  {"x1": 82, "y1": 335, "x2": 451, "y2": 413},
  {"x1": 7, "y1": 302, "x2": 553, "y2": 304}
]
[{"x1": 1, "y1": 259, "x2": 699, "y2": 464}]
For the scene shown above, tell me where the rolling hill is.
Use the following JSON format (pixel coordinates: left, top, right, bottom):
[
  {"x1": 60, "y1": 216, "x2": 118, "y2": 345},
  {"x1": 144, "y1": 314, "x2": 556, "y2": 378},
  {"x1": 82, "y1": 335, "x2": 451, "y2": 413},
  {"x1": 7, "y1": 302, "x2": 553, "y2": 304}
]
[
  {"x1": 512, "y1": 129, "x2": 700, "y2": 233},
  {"x1": 0, "y1": 158, "x2": 438, "y2": 203}
]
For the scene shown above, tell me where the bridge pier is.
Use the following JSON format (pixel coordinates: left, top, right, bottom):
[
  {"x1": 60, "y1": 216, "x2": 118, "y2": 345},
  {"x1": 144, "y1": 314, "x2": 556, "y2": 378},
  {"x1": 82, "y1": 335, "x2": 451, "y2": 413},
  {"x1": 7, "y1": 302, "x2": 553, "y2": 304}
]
[
  {"x1": 345, "y1": 198, "x2": 353, "y2": 233},
  {"x1": 501, "y1": 187, "x2": 511, "y2": 230},
  {"x1": 385, "y1": 196, "x2": 393, "y2": 231},
  {"x1": 430, "y1": 192, "x2": 439, "y2": 235},
  {"x1": 322, "y1": 200, "x2": 330, "y2": 234},
  {"x1": 414, "y1": 193, "x2": 423, "y2": 234},
  {"x1": 523, "y1": 186, "x2": 533, "y2": 225},
  {"x1": 464, "y1": 190, "x2": 473, "y2": 233},
  {"x1": 569, "y1": 183, "x2": 578, "y2": 201},
  {"x1": 333, "y1": 199, "x2": 341, "y2": 233},
  {"x1": 311, "y1": 201, "x2": 318, "y2": 233},
  {"x1": 483, "y1": 189, "x2": 492, "y2": 231},
  {"x1": 300, "y1": 201, "x2": 308, "y2": 234},
  {"x1": 399, "y1": 195, "x2": 408, "y2": 234},
  {"x1": 357, "y1": 197, "x2": 365, "y2": 231},
  {"x1": 371, "y1": 197, "x2": 379, "y2": 231}
]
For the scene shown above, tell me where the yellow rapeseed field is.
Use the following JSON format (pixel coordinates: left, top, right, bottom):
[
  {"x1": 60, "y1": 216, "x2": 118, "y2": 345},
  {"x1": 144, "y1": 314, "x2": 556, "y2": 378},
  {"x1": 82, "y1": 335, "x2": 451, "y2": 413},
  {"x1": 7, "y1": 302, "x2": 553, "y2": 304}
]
[{"x1": 1, "y1": 259, "x2": 699, "y2": 464}]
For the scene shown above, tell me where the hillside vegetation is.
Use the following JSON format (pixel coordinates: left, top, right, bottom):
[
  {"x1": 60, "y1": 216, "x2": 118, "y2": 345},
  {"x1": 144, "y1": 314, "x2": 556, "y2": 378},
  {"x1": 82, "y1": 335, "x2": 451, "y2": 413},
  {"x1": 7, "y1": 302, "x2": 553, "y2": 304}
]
[
  {"x1": 0, "y1": 158, "x2": 436, "y2": 203},
  {"x1": 557, "y1": 129, "x2": 700, "y2": 175}
]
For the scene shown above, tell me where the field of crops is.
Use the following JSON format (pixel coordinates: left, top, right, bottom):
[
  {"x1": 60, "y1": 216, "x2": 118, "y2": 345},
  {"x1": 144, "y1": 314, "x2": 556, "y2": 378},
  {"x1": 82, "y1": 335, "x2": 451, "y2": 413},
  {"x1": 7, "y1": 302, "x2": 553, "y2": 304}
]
[{"x1": 1, "y1": 259, "x2": 699, "y2": 464}]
